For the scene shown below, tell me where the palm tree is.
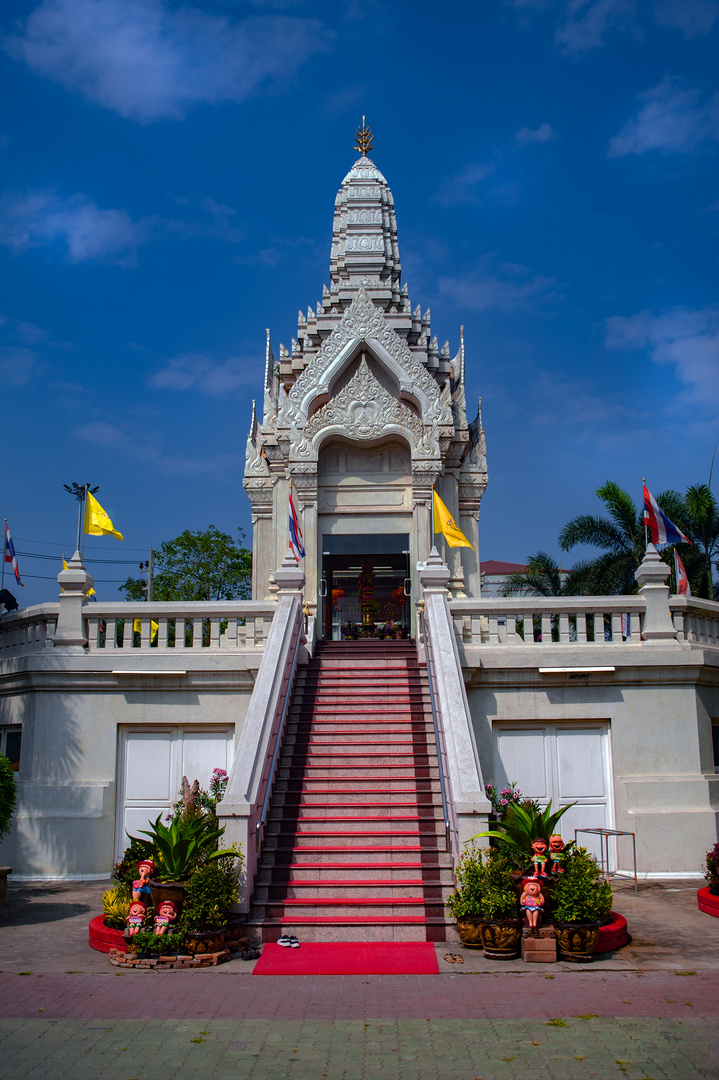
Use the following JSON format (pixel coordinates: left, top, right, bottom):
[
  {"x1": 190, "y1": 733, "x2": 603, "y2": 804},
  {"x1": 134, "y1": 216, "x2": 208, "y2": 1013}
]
[
  {"x1": 558, "y1": 481, "x2": 648, "y2": 595},
  {"x1": 665, "y1": 484, "x2": 719, "y2": 600},
  {"x1": 501, "y1": 551, "x2": 595, "y2": 597}
]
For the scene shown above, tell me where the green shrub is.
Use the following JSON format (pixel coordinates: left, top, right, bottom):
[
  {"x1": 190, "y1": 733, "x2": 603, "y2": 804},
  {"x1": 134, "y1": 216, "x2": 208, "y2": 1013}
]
[
  {"x1": 551, "y1": 847, "x2": 613, "y2": 924},
  {"x1": 128, "y1": 813, "x2": 234, "y2": 882},
  {"x1": 183, "y1": 848, "x2": 241, "y2": 931},
  {"x1": 127, "y1": 929, "x2": 187, "y2": 955},
  {"x1": 102, "y1": 882, "x2": 133, "y2": 929},
  {"x1": 113, "y1": 835, "x2": 155, "y2": 884},
  {"x1": 0, "y1": 753, "x2": 18, "y2": 844},
  {"x1": 446, "y1": 845, "x2": 518, "y2": 921},
  {"x1": 472, "y1": 799, "x2": 575, "y2": 858}
]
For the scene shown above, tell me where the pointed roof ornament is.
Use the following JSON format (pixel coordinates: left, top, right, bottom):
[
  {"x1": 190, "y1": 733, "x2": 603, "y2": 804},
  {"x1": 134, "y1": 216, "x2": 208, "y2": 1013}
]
[{"x1": 354, "y1": 115, "x2": 373, "y2": 156}]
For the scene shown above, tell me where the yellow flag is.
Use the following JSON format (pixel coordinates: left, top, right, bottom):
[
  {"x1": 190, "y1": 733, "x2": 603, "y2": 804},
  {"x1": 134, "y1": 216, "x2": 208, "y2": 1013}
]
[
  {"x1": 84, "y1": 491, "x2": 124, "y2": 540},
  {"x1": 433, "y1": 490, "x2": 474, "y2": 549},
  {"x1": 134, "y1": 618, "x2": 159, "y2": 642}
]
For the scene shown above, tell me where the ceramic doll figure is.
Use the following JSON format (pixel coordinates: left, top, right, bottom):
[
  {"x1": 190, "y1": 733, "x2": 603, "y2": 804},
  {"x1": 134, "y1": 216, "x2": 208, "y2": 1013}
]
[
  {"x1": 520, "y1": 879, "x2": 544, "y2": 929},
  {"x1": 154, "y1": 899, "x2": 177, "y2": 936},
  {"x1": 530, "y1": 838, "x2": 549, "y2": 877},
  {"x1": 126, "y1": 901, "x2": 146, "y2": 935},
  {"x1": 549, "y1": 834, "x2": 566, "y2": 874},
  {"x1": 132, "y1": 860, "x2": 155, "y2": 905}
]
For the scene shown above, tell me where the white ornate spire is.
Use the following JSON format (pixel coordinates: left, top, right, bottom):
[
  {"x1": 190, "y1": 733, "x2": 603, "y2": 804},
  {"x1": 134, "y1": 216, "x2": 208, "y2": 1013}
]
[{"x1": 329, "y1": 153, "x2": 401, "y2": 303}]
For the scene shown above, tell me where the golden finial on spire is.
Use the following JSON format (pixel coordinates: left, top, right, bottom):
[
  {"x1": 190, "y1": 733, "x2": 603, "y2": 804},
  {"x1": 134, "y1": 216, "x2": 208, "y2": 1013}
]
[{"x1": 354, "y1": 115, "x2": 373, "y2": 156}]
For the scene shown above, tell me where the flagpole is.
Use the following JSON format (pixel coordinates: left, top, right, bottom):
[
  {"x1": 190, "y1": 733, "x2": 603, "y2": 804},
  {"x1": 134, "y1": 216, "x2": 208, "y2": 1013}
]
[{"x1": 642, "y1": 477, "x2": 648, "y2": 549}]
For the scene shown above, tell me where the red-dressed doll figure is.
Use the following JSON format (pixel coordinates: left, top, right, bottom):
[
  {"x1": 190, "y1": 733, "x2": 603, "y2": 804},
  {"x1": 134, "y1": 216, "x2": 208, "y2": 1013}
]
[
  {"x1": 126, "y1": 901, "x2": 146, "y2": 935},
  {"x1": 154, "y1": 899, "x2": 177, "y2": 936},
  {"x1": 520, "y1": 878, "x2": 545, "y2": 929},
  {"x1": 530, "y1": 837, "x2": 549, "y2": 877},
  {"x1": 549, "y1": 834, "x2": 566, "y2": 874},
  {"x1": 132, "y1": 860, "x2": 155, "y2": 905}
]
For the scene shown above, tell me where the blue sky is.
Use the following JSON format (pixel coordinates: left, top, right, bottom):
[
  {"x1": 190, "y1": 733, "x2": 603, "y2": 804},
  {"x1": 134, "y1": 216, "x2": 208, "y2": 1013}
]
[{"x1": 1, "y1": 0, "x2": 717, "y2": 605}]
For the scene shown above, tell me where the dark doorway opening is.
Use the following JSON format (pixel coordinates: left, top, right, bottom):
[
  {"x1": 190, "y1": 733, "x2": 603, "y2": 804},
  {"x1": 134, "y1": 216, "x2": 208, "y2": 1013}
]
[{"x1": 320, "y1": 535, "x2": 410, "y2": 641}]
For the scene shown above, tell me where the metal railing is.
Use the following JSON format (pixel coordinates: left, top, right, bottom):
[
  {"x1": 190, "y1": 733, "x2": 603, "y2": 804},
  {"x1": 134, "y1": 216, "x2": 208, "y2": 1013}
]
[{"x1": 419, "y1": 610, "x2": 452, "y2": 855}]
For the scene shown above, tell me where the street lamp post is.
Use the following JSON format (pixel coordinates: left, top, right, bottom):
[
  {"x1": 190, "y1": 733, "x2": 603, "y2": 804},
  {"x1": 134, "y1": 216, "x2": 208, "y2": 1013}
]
[{"x1": 62, "y1": 482, "x2": 99, "y2": 560}]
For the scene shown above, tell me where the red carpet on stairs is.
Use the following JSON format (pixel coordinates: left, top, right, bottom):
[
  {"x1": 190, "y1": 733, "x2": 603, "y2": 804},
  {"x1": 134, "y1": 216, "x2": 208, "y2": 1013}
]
[{"x1": 252, "y1": 941, "x2": 439, "y2": 975}]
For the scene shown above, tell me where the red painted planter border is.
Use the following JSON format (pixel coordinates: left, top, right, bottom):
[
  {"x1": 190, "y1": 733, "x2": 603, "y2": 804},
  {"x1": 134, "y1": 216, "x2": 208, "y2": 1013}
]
[
  {"x1": 697, "y1": 886, "x2": 719, "y2": 918},
  {"x1": 593, "y1": 911, "x2": 628, "y2": 953},
  {"x1": 89, "y1": 915, "x2": 127, "y2": 954}
]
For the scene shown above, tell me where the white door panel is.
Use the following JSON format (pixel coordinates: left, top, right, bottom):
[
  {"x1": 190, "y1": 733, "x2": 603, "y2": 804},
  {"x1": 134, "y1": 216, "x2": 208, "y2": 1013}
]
[
  {"x1": 492, "y1": 721, "x2": 613, "y2": 867},
  {"x1": 495, "y1": 730, "x2": 550, "y2": 800},
  {"x1": 556, "y1": 727, "x2": 606, "y2": 800},
  {"x1": 117, "y1": 726, "x2": 233, "y2": 861}
]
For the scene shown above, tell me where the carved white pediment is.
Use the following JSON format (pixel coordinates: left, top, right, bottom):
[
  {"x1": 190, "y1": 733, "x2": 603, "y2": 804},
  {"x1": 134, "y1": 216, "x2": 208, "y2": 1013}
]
[{"x1": 285, "y1": 286, "x2": 451, "y2": 428}]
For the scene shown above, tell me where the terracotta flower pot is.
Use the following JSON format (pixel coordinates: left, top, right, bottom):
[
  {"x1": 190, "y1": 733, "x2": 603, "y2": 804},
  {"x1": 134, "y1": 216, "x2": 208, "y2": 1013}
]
[
  {"x1": 149, "y1": 879, "x2": 187, "y2": 914},
  {"x1": 456, "y1": 915, "x2": 484, "y2": 948},
  {"x1": 553, "y1": 920, "x2": 600, "y2": 962},
  {"x1": 185, "y1": 928, "x2": 226, "y2": 955},
  {"x1": 479, "y1": 918, "x2": 522, "y2": 960}
]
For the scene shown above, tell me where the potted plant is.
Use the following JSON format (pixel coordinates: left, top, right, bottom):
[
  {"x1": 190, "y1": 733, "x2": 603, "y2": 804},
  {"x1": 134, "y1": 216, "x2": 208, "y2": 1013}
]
[
  {"x1": 551, "y1": 846, "x2": 613, "y2": 961},
  {"x1": 182, "y1": 852, "x2": 241, "y2": 954},
  {"x1": 128, "y1": 812, "x2": 235, "y2": 911},
  {"x1": 705, "y1": 841, "x2": 719, "y2": 896},
  {"x1": 446, "y1": 845, "x2": 521, "y2": 959}
]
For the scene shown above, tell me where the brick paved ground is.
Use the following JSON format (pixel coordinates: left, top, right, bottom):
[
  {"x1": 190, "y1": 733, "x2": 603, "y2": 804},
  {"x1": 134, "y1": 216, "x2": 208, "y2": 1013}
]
[{"x1": 2, "y1": 880, "x2": 719, "y2": 1079}]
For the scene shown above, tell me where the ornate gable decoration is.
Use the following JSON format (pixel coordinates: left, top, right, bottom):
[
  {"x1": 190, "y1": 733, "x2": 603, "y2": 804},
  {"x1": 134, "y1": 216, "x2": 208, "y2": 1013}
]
[
  {"x1": 285, "y1": 286, "x2": 451, "y2": 429},
  {"x1": 303, "y1": 357, "x2": 425, "y2": 451}
]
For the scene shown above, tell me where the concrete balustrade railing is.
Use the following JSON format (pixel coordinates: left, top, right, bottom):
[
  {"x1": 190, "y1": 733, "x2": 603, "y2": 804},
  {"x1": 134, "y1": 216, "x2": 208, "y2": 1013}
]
[
  {"x1": 0, "y1": 602, "x2": 277, "y2": 656},
  {"x1": 670, "y1": 596, "x2": 719, "y2": 646},
  {"x1": 448, "y1": 596, "x2": 646, "y2": 647},
  {"x1": 0, "y1": 605, "x2": 58, "y2": 656},
  {"x1": 84, "y1": 602, "x2": 276, "y2": 651}
]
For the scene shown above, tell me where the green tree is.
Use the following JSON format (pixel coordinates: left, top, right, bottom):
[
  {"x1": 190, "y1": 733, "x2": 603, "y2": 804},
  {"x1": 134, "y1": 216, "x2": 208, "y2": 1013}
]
[
  {"x1": 667, "y1": 484, "x2": 719, "y2": 600},
  {"x1": 120, "y1": 525, "x2": 252, "y2": 602},
  {"x1": 559, "y1": 481, "x2": 674, "y2": 595},
  {"x1": 501, "y1": 551, "x2": 596, "y2": 597},
  {"x1": 0, "y1": 753, "x2": 18, "y2": 844}
]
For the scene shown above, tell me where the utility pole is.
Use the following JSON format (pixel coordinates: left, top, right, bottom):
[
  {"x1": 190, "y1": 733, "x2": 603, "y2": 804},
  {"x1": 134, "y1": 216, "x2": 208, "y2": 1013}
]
[{"x1": 147, "y1": 547, "x2": 155, "y2": 602}]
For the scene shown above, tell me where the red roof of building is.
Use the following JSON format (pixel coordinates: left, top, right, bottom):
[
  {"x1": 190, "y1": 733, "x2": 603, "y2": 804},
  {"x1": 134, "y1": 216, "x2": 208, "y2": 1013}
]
[{"x1": 481, "y1": 560, "x2": 528, "y2": 575}]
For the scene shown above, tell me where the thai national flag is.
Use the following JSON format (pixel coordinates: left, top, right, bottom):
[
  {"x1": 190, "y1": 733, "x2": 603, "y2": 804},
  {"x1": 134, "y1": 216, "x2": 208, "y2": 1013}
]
[
  {"x1": 288, "y1": 490, "x2": 305, "y2": 562},
  {"x1": 643, "y1": 484, "x2": 691, "y2": 547},
  {"x1": 4, "y1": 521, "x2": 24, "y2": 586},
  {"x1": 674, "y1": 550, "x2": 691, "y2": 596}
]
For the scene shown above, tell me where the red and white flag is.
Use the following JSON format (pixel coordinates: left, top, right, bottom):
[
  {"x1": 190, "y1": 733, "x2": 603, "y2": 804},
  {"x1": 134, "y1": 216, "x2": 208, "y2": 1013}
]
[
  {"x1": 674, "y1": 550, "x2": 691, "y2": 596},
  {"x1": 3, "y1": 520, "x2": 24, "y2": 586}
]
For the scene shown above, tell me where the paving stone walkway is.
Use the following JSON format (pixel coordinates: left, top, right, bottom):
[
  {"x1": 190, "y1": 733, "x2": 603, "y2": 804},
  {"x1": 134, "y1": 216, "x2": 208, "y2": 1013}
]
[{"x1": 1, "y1": 879, "x2": 719, "y2": 1079}]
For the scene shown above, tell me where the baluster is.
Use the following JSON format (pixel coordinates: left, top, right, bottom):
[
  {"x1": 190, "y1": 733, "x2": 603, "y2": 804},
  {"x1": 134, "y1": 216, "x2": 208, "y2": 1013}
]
[
  {"x1": 463, "y1": 614, "x2": 471, "y2": 642},
  {"x1": 141, "y1": 619, "x2": 151, "y2": 649},
  {"x1": 559, "y1": 612, "x2": 570, "y2": 643},
  {"x1": 611, "y1": 612, "x2": 622, "y2": 641},
  {"x1": 672, "y1": 610, "x2": 684, "y2": 640},
  {"x1": 175, "y1": 618, "x2": 186, "y2": 649},
  {"x1": 193, "y1": 617, "x2": 203, "y2": 648},
  {"x1": 471, "y1": 615, "x2": 481, "y2": 645},
  {"x1": 158, "y1": 617, "x2": 168, "y2": 649},
  {"x1": 489, "y1": 615, "x2": 499, "y2": 645},
  {"x1": 541, "y1": 612, "x2": 551, "y2": 644},
  {"x1": 523, "y1": 613, "x2": 533, "y2": 644},
  {"x1": 104, "y1": 618, "x2": 116, "y2": 649},
  {"x1": 576, "y1": 612, "x2": 587, "y2": 644},
  {"x1": 119, "y1": 618, "x2": 130, "y2": 648},
  {"x1": 245, "y1": 615, "x2": 256, "y2": 648},
  {"x1": 87, "y1": 619, "x2": 99, "y2": 650},
  {"x1": 630, "y1": 611, "x2": 641, "y2": 639},
  {"x1": 209, "y1": 617, "x2": 220, "y2": 648}
]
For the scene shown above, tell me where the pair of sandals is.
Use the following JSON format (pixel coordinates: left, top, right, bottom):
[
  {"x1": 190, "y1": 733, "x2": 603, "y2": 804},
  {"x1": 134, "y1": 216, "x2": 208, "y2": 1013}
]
[
  {"x1": 277, "y1": 934, "x2": 300, "y2": 948},
  {"x1": 241, "y1": 947, "x2": 261, "y2": 960},
  {"x1": 443, "y1": 953, "x2": 464, "y2": 964}
]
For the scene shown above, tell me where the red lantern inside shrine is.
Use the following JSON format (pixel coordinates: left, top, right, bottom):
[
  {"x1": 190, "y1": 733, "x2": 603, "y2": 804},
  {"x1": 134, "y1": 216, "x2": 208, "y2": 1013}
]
[
  {"x1": 331, "y1": 588, "x2": 345, "y2": 610},
  {"x1": 392, "y1": 586, "x2": 405, "y2": 604}
]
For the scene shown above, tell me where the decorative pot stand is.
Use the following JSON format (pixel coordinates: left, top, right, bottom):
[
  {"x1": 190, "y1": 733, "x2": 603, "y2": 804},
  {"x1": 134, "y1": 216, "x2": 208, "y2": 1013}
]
[{"x1": 575, "y1": 827, "x2": 638, "y2": 892}]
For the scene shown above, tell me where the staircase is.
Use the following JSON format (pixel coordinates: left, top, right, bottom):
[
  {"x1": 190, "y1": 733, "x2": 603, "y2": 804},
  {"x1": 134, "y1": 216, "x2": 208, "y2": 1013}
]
[{"x1": 248, "y1": 639, "x2": 456, "y2": 942}]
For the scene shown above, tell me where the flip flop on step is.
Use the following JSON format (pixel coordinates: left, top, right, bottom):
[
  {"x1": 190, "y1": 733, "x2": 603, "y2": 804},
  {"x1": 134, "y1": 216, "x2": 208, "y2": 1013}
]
[
  {"x1": 443, "y1": 953, "x2": 456, "y2": 963},
  {"x1": 453, "y1": 954, "x2": 464, "y2": 964}
]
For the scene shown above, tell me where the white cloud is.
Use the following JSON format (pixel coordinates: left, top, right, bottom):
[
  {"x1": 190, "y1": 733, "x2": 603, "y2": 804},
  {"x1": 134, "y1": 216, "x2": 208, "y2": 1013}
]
[
  {"x1": 555, "y1": 0, "x2": 636, "y2": 54},
  {"x1": 605, "y1": 305, "x2": 719, "y2": 404},
  {"x1": 0, "y1": 191, "x2": 144, "y2": 263},
  {"x1": 434, "y1": 163, "x2": 496, "y2": 206},
  {"x1": 74, "y1": 420, "x2": 130, "y2": 447},
  {"x1": 148, "y1": 352, "x2": 258, "y2": 396},
  {"x1": 438, "y1": 257, "x2": 562, "y2": 312},
  {"x1": 608, "y1": 77, "x2": 719, "y2": 156},
  {"x1": 516, "y1": 122, "x2": 558, "y2": 145},
  {"x1": 0, "y1": 346, "x2": 39, "y2": 386},
  {"x1": 653, "y1": 0, "x2": 719, "y2": 37},
  {"x1": 3, "y1": 0, "x2": 328, "y2": 123}
]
